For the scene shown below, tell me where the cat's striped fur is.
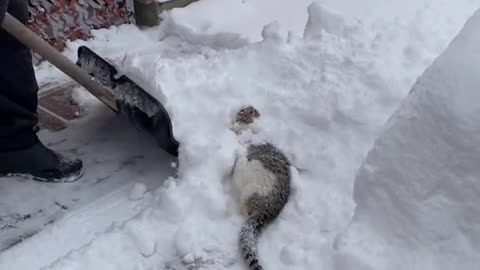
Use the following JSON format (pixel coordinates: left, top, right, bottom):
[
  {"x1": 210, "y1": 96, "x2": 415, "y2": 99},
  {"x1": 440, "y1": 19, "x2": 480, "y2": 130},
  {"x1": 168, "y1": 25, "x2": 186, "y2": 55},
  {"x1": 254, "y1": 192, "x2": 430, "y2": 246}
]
[{"x1": 231, "y1": 106, "x2": 291, "y2": 270}]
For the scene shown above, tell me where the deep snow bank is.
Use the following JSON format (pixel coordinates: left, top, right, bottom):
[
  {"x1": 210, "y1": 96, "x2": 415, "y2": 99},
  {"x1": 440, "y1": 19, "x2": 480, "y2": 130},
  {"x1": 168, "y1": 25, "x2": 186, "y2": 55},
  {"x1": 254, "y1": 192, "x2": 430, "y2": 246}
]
[{"x1": 335, "y1": 8, "x2": 480, "y2": 270}]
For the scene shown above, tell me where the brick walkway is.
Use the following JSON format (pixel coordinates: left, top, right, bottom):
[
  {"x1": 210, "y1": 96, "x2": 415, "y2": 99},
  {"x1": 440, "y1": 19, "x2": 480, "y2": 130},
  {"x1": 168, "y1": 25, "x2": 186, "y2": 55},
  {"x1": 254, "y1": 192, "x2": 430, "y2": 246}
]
[{"x1": 37, "y1": 82, "x2": 87, "y2": 131}]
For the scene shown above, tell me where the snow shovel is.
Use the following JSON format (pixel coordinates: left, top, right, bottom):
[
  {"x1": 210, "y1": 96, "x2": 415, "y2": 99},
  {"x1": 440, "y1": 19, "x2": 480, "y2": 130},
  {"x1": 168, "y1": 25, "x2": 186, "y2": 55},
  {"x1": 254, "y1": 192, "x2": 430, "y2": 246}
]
[{"x1": 1, "y1": 13, "x2": 179, "y2": 156}]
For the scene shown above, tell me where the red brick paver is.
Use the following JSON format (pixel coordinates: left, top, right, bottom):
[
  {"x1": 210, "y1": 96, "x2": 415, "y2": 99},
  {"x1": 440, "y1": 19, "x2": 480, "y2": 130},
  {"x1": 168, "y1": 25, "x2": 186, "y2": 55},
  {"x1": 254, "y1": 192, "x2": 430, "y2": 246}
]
[{"x1": 37, "y1": 83, "x2": 86, "y2": 132}]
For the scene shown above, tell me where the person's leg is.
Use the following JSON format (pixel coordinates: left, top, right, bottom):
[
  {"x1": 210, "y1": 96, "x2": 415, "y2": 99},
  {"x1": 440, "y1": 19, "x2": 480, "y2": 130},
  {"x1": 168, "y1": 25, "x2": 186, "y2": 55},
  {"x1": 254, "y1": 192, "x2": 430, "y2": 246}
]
[
  {"x1": 0, "y1": 0, "x2": 39, "y2": 150},
  {"x1": 0, "y1": 0, "x2": 83, "y2": 182}
]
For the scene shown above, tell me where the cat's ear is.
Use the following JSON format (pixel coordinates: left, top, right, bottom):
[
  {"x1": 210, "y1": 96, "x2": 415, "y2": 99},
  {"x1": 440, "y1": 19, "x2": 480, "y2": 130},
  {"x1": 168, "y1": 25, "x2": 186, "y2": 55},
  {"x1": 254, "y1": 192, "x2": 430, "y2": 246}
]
[{"x1": 252, "y1": 108, "x2": 260, "y2": 118}]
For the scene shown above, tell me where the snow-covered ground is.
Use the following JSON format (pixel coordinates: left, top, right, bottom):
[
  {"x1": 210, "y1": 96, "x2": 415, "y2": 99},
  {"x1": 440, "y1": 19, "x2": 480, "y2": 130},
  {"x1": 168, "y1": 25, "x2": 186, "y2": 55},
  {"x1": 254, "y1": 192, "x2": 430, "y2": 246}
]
[
  {"x1": 0, "y1": 91, "x2": 177, "y2": 252},
  {"x1": 1, "y1": 0, "x2": 479, "y2": 269}
]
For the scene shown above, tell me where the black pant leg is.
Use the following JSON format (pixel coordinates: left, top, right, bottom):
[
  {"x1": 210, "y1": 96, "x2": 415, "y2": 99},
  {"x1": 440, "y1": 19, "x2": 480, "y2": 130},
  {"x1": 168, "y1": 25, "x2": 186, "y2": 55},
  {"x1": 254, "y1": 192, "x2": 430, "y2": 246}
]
[{"x1": 0, "y1": 0, "x2": 39, "y2": 151}]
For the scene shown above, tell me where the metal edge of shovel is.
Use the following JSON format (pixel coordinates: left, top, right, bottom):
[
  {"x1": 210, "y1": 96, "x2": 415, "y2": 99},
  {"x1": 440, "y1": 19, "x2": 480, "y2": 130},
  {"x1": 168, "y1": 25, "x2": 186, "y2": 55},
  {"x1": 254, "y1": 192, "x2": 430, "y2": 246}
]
[{"x1": 1, "y1": 13, "x2": 179, "y2": 157}]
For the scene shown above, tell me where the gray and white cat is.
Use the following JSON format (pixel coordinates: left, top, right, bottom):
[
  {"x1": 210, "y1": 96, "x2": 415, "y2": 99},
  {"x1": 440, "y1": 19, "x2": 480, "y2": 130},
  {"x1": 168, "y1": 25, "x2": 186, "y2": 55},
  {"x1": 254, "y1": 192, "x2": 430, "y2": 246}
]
[{"x1": 230, "y1": 106, "x2": 291, "y2": 270}]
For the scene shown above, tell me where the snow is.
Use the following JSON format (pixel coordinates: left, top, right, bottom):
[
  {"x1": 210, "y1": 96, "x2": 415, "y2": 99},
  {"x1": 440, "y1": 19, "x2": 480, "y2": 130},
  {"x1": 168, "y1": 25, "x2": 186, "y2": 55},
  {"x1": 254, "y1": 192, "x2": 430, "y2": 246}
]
[
  {"x1": 1, "y1": 0, "x2": 480, "y2": 270},
  {"x1": 335, "y1": 8, "x2": 480, "y2": 270},
  {"x1": 0, "y1": 94, "x2": 176, "y2": 257},
  {"x1": 165, "y1": 0, "x2": 478, "y2": 42},
  {"x1": 129, "y1": 183, "x2": 149, "y2": 200}
]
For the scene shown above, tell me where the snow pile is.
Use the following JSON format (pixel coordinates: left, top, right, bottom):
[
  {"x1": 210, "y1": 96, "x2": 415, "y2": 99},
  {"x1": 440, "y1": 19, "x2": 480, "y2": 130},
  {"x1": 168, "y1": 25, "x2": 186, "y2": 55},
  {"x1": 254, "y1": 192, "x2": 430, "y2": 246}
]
[
  {"x1": 165, "y1": 0, "x2": 313, "y2": 42},
  {"x1": 335, "y1": 8, "x2": 480, "y2": 270},
  {"x1": 166, "y1": 0, "x2": 477, "y2": 44},
  {"x1": 35, "y1": 24, "x2": 170, "y2": 89},
  {"x1": 38, "y1": 3, "x2": 401, "y2": 270}
]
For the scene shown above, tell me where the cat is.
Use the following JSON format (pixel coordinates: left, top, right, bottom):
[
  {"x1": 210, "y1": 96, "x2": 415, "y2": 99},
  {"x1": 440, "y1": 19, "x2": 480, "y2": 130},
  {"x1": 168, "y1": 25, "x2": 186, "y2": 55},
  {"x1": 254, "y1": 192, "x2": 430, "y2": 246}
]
[{"x1": 230, "y1": 106, "x2": 291, "y2": 270}]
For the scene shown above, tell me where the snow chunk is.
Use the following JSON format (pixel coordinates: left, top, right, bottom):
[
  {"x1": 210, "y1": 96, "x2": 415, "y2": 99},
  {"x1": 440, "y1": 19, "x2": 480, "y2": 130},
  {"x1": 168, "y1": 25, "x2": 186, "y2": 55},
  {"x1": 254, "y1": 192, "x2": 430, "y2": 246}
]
[
  {"x1": 261, "y1": 21, "x2": 283, "y2": 42},
  {"x1": 336, "y1": 8, "x2": 480, "y2": 270},
  {"x1": 129, "y1": 183, "x2": 148, "y2": 201},
  {"x1": 182, "y1": 253, "x2": 195, "y2": 264},
  {"x1": 304, "y1": 2, "x2": 350, "y2": 40}
]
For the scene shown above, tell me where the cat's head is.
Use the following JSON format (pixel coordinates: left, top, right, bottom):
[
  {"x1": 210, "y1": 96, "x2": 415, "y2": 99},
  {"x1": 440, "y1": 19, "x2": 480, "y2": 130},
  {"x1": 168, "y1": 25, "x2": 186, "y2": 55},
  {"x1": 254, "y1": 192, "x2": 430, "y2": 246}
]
[
  {"x1": 231, "y1": 105, "x2": 260, "y2": 134},
  {"x1": 235, "y1": 106, "x2": 260, "y2": 125}
]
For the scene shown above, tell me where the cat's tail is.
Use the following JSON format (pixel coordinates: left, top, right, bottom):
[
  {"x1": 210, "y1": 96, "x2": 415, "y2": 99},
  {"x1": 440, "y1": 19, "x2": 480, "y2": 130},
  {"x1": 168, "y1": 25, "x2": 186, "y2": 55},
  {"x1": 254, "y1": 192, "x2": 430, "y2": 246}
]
[{"x1": 239, "y1": 213, "x2": 268, "y2": 270}]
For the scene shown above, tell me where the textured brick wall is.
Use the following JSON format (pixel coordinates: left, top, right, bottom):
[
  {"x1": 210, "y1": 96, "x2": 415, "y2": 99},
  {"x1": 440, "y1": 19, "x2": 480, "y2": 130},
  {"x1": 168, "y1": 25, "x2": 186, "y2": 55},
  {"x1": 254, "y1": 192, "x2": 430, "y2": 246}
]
[{"x1": 27, "y1": 0, "x2": 135, "y2": 61}]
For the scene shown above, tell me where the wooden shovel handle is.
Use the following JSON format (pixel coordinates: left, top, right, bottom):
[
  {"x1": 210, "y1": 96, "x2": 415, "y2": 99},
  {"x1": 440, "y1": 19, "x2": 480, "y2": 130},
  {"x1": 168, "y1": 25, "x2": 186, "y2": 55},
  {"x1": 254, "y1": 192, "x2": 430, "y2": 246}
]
[{"x1": 1, "y1": 13, "x2": 119, "y2": 112}]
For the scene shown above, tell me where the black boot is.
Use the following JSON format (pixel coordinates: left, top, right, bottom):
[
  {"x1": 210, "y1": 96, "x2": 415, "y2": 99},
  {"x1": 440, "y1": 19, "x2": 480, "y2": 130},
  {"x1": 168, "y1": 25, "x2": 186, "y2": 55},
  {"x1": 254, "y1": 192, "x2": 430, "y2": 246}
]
[{"x1": 0, "y1": 138, "x2": 84, "y2": 182}]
